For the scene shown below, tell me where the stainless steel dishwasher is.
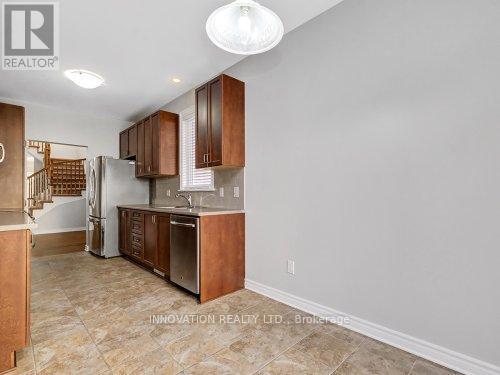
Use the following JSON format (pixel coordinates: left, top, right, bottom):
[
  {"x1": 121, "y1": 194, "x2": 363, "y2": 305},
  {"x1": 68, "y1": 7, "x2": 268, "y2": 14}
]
[{"x1": 170, "y1": 215, "x2": 200, "y2": 294}]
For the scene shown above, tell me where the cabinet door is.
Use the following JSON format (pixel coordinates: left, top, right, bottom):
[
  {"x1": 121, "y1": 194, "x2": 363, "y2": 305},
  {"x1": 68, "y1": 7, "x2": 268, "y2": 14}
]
[
  {"x1": 144, "y1": 117, "x2": 152, "y2": 176},
  {"x1": 0, "y1": 103, "x2": 24, "y2": 210},
  {"x1": 195, "y1": 85, "x2": 209, "y2": 168},
  {"x1": 136, "y1": 121, "x2": 144, "y2": 176},
  {"x1": 151, "y1": 112, "x2": 160, "y2": 175},
  {"x1": 118, "y1": 210, "x2": 129, "y2": 254},
  {"x1": 128, "y1": 125, "x2": 137, "y2": 157},
  {"x1": 143, "y1": 214, "x2": 157, "y2": 266},
  {"x1": 208, "y1": 77, "x2": 222, "y2": 166},
  {"x1": 119, "y1": 130, "x2": 128, "y2": 159},
  {"x1": 155, "y1": 214, "x2": 170, "y2": 276}
]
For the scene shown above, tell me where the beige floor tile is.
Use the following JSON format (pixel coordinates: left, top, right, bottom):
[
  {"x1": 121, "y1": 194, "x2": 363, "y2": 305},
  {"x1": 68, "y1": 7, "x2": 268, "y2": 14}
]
[
  {"x1": 98, "y1": 332, "x2": 161, "y2": 368},
  {"x1": 295, "y1": 331, "x2": 359, "y2": 369},
  {"x1": 334, "y1": 339, "x2": 417, "y2": 375},
  {"x1": 30, "y1": 307, "x2": 84, "y2": 345},
  {"x1": 410, "y1": 359, "x2": 462, "y2": 375},
  {"x1": 164, "y1": 329, "x2": 227, "y2": 368},
  {"x1": 224, "y1": 329, "x2": 298, "y2": 370},
  {"x1": 257, "y1": 347, "x2": 332, "y2": 375},
  {"x1": 183, "y1": 347, "x2": 255, "y2": 375},
  {"x1": 319, "y1": 322, "x2": 366, "y2": 346},
  {"x1": 33, "y1": 326, "x2": 105, "y2": 373},
  {"x1": 110, "y1": 348, "x2": 183, "y2": 375}
]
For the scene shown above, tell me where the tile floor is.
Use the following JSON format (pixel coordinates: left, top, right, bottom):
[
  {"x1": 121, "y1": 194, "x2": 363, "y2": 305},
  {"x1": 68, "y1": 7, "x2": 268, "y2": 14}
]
[{"x1": 12, "y1": 251, "x2": 461, "y2": 374}]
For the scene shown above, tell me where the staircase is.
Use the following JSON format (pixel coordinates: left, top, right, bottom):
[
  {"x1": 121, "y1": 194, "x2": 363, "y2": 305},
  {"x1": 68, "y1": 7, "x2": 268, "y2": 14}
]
[{"x1": 26, "y1": 141, "x2": 86, "y2": 214}]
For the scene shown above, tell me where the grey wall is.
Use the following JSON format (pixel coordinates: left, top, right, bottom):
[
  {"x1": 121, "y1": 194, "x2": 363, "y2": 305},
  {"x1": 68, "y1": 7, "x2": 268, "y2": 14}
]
[{"x1": 220, "y1": 0, "x2": 497, "y2": 367}]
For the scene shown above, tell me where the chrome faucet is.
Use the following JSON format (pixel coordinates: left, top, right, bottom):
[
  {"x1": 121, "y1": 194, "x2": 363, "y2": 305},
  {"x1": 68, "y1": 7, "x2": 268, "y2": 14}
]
[{"x1": 176, "y1": 193, "x2": 193, "y2": 208}]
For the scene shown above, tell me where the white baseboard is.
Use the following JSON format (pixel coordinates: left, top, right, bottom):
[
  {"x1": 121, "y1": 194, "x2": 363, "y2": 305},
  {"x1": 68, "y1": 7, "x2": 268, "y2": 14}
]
[
  {"x1": 33, "y1": 226, "x2": 86, "y2": 235},
  {"x1": 245, "y1": 279, "x2": 500, "y2": 375}
]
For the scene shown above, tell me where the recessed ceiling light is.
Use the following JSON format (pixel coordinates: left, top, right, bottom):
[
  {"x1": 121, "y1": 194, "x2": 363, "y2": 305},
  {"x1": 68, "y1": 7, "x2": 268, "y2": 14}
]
[
  {"x1": 64, "y1": 69, "x2": 105, "y2": 89},
  {"x1": 206, "y1": 0, "x2": 284, "y2": 55},
  {"x1": 172, "y1": 78, "x2": 181, "y2": 83}
]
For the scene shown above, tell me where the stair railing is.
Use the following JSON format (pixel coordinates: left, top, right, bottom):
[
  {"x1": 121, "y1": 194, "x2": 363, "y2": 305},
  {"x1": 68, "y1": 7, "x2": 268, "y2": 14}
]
[
  {"x1": 27, "y1": 168, "x2": 51, "y2": 210},
  {"x1": 27, "y1": 158, "x2": 86, "y2": 211}
]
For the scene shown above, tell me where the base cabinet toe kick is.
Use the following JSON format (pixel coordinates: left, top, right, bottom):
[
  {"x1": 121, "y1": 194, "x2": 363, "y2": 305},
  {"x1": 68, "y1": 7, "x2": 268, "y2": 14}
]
[{"x1": 118, "y1": 208, "x2": 245, "y2": 303}]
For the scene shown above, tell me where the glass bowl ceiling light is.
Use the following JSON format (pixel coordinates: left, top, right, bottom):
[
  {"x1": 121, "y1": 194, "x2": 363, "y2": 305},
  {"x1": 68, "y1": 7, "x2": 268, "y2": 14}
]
[
  {"x1": 206, "y1": 0, "x2": 284, "y2": 55},
  {"x1": 64, "y1": 69, "x2": 105, "y2": 89}
]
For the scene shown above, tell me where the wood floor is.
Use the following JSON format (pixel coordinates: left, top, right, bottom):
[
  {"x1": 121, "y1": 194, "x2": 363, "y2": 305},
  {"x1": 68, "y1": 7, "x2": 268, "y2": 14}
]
[{"x1": 31, "y1": 231, "x2": 86, "y2": 258}]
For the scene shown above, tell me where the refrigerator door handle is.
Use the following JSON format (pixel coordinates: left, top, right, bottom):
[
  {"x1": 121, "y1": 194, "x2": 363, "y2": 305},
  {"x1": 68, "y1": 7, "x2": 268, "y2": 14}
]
[{"x1": 89, "y1": 168, "x2": 96, "y2": 208}]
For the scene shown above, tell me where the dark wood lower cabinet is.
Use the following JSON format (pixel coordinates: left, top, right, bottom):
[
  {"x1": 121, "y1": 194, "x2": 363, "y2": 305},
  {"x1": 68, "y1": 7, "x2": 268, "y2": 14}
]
[
  {"x1": 0, "y1": 229, "x2": 30, "y2": 373},
  {"x1": 143, "y1": 213, "x2": 157, "y2": 267},
  {"x1": 117, "y1": 208, "x2": 245, "y2": 302},
  {"x1": 118, "y1": 209, "x2": 170, "y2": 277},
  {"x1": 118, "y1": 210, "x2": 129, "y2": 255},
  {"x1": 156, "y1": 214, "x2": 171, "y2": 276}
]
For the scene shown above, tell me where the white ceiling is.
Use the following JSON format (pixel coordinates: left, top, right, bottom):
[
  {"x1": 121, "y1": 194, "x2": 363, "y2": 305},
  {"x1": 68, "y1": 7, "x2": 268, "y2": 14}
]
[{"x1": 0, "y1": 0, "x2": 344, "y2": 121}]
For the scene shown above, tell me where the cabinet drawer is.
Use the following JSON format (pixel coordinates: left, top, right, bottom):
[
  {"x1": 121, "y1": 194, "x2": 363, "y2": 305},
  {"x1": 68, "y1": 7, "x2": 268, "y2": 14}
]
[
  {"x1": 131, "y1": 211, "x2": 144, "y2": 222},
  {"x1": 130, "y1": 220, "x2": 143, "y2": 234},
  {"x1": 130, "y1": 234, "x2": 143, "y2": 246},
  {"x1": 131, "y1": 244, "x2": 143, "y2": 258}
]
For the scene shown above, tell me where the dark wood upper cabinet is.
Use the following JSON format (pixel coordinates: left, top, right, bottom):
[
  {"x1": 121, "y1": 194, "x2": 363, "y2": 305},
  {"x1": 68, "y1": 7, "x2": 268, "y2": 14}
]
[
  {"x1": 144, "y1": 117, "x2": 153, "y2": 175},
  {"x1": 132, "y1": 110, "x2": 178, "y2": 178},
  {"x1": 128, "y1": 125, "x2": 137, "y2": 157},
  {"x1": 119, "y1": 124, "x2": 138, "y2": 160},
  {"x1": 156, "y1": 214, "x2": 171, "y2": 276},
  {"x1": 208, "y1": 77, "x2": 223, "y2": 166},
  {"x1": 119, "y1": 131, "x2": 128, "y2": 159},
  {"x1": 0, "y1": 103, "x2": 25, "y2": 210},
  {"x1": 195, "y1": 84, "x2": 209, "y2": 168},
  {"x1": 143, "y1": 213, "x2": 157, "y2": 267},
  {"x1": 136, "y1": 120, "x2": 145, "y2": 176},
  {"x1": 151, "y1": 113, "x2": 160, "y2": 175},
  {"x1": 195, "y1": 74, "x2": 245, "y2": 169}
]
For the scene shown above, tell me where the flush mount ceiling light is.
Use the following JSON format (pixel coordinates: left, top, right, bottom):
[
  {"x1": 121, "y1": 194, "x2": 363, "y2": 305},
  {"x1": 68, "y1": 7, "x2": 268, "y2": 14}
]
[
  {"x1": 64, "y1": 69, "x2": 105, "y2": 89},
  {"x1": 206, "y1": 0, "x2": 284, "y2": 55},
  {"x1": 172, "y1": 77, "x2": 182, "y2": 83}
]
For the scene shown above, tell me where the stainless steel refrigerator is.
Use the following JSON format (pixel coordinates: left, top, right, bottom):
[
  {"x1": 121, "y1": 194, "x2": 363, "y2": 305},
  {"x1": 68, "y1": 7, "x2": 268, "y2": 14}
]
[{"x1": 87, "y1": 156, "x2": 148, "y2": 258}]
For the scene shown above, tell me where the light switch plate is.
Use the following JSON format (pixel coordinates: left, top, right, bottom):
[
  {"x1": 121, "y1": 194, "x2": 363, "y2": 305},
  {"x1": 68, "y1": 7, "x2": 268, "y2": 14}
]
[
  {"x1": 167, "y1": 189, "x2": 171, "y2": 197},
  {"x1": 233, "y1": 186, "x2": 240, "y2": 198},
  {"x1": 287, "y1": 260, "x2": 295, "y2": 275},
  {"x1": 219, "y1": 187, "x2": 224, "y2": 197}
]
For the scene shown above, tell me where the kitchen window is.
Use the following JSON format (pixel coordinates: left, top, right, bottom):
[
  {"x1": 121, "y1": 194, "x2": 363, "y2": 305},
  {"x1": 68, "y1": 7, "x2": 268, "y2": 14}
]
[{"x1": 179, "y1": 106, "x2": 214, "y2": 191}]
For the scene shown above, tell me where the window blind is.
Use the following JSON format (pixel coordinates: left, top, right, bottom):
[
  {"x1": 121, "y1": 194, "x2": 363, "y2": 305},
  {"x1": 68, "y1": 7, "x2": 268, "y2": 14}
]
[{"x1": 179, "y1": 107, "x2": 214, "y2": 191}]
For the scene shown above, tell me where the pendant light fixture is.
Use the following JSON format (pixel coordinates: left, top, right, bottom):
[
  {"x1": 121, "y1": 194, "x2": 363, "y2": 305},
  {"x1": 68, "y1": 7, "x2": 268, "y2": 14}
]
[{"x1": 206, "y1": 0, "x2": 284, "y2": 55}]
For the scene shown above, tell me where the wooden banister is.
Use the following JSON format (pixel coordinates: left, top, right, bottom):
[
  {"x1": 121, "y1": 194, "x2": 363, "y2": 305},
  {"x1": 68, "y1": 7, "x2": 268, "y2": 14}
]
[{"x1": 27, "y1": 158, "x2": 86, "y2": 212}]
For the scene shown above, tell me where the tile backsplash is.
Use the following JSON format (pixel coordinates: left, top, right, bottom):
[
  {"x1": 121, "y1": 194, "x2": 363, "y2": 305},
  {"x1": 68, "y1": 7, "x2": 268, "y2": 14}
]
[{"x1": 152, "y1": 168, "x2": 244, "y2": 210}]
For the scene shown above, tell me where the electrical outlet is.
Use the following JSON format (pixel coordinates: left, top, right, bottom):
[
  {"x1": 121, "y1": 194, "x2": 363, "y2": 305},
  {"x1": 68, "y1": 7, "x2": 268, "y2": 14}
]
[
  {"x1": 219, "y1": 187, "x2": 224, "y2": 197},
  {"x1": 233, "y1": 186, "x2": 240, "y2": 198},
  {"x1": 166, "y1": 189, "x2": 171, "y2": 197},
  {"x1": 287, "y1": 260, "x2": 295, "y2": 275}
]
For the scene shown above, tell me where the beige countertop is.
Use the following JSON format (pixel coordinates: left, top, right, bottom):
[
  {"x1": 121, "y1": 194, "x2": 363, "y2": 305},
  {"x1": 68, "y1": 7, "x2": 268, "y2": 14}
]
[
  {"x1": 0, "y1": 211, "x2": 37, "y2": 232},
  {"x1": 117, "y1": 204, "x2": 244, "y2": 217}
]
